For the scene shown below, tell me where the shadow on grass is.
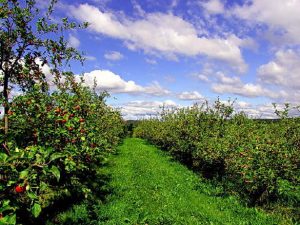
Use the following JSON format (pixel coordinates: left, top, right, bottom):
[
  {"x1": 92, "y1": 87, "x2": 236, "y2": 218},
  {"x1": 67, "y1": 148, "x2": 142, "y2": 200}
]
[{"x1": 18, "y1": 171, "x2": 113, "y2": 225}]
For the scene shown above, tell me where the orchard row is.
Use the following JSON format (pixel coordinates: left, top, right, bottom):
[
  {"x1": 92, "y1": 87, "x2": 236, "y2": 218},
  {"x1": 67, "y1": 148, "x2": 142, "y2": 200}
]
[
  {"x1": 0, "y1": 81, "x2": 124, "y2": 224},
  {"x1": 134, "y1": 100, "x2": 300, "y2": 209}
]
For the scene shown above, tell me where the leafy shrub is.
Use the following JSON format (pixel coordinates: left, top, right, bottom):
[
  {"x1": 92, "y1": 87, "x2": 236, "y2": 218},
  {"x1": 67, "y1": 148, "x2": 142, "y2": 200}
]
[
  {"x1": 134, "y1": 100, "x2": 300, "y2": 208},
  {"x1": 0, "y1": 82, "x2": 124, "y2": 223}
]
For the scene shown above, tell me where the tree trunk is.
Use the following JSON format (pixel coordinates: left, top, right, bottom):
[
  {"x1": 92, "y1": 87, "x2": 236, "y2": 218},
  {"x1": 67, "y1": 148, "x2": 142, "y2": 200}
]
[
  {"x1": 4, "y1": 114, "x2": 8, "y2": 135},
  {"x1": 3, "y1": 72, "x2": 9, "y2": 135}
]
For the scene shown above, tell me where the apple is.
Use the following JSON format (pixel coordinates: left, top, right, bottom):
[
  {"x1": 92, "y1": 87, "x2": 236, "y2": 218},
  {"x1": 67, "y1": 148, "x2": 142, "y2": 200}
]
[
  {"x1": 15, "y1": 185, "x2": 25, "y2": 193},
  {"x1": 54, "y1": 108, "x2": 61, "y2": 113},
  {"x1": 90, "y1": 143, "x2": 96, "y2": 148}
]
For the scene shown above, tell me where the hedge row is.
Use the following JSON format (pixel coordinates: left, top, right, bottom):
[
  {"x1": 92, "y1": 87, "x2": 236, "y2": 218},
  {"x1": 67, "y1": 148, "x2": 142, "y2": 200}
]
[
  {"x1": 134, "y1": 101, "x2": 300, "y2": 208},
  {"x1": 0, "y1": 82, "x2": 124, "y2": 224}
]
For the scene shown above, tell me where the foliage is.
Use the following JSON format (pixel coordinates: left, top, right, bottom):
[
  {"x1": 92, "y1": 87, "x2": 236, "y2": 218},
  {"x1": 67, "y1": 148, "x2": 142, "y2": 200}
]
[
  {"x1": 134, "y1": 100, "x2": 300, "y2": 220},
  {"x1": 124, "y1": 120, "x2": 140, "y2": 137},
  {"x1": 0, "y1": 0, "x2": 87, "y2": 134},
  {"x1": 0, "y1": 81, "x2": 124, "y2": 224},
  {"x1": 0, "y1": 1, "x2": 125, "y2": 223}
]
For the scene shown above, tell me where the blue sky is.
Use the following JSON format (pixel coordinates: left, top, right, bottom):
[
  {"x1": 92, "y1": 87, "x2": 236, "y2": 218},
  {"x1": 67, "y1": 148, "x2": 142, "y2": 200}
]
[{"x1": 45, "y1": 0, "x2": 300, "y2": 119}]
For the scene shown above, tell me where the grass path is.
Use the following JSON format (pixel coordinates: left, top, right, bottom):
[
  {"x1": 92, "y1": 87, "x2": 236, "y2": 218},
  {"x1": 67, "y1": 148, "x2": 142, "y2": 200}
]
[{"x1": 96, "y1": 138, "x2": 286, "y2": 225}]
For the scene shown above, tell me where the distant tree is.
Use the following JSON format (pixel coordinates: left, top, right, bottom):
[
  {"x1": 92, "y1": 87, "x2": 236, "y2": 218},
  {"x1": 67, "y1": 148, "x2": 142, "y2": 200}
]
[{"x1": 0, "y1": 0, "x2": 88, "y2": 135}]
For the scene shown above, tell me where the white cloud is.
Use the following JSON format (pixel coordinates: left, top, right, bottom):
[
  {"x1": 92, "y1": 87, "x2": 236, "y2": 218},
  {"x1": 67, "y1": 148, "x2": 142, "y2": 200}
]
[
  {"x1": 257, "y1": 49, "x2": 300, "y2": 103},
  {"x1": 70, "y1": 4, "x2": 247, "y2": 72},
  {"x1": 67, "y1": 34, "x2": 80, "y2": 48},
  {"x1": 235, "y1": 101, "x2": 251, "y2": 108},
  {"x1": 211, "y1": 73, "x2": 285, "y2": 99},
  {"x1": 227, "y1": 34, "x2": 258, "y2": 51},
  {"x1": 144, "y1": 81, "x2": 171, "y2": 96},
  {"x1": 119, "y1": 100, "x2": 178, "y2": 120},
  {"x1": 232, "y1": 0, "x2": 300, "y2": 44},
  {"x1": 178, "y1": 91, "x2": 204, "y2": 100},
  {"x1": 77, "y1": 69, "x2": 170, "y2": 96},
  {"x1": 197, "y1": 74, "x2": 210, "y2": 82},
  {"x1": 216, "y1": 72, "x2": 240, "y2": 85},
  {"x1": 104, "y1": 51, "x2": 124, "y2": 61},
  {"x1": 117, "y1": 99, "x2": 294, "y2": 120},
  {"x1": 236, "y1": 103, "x2": 276, "y2": 119},
  {"x1": 238, "y1": 103, "x2": 300, "y2": 119},
  {"x1": 200, "y1": 0, "x2": 225, "y2": 14},
  {"x1": 258, "y1": 49, "x2": 300, "y2": 88}
]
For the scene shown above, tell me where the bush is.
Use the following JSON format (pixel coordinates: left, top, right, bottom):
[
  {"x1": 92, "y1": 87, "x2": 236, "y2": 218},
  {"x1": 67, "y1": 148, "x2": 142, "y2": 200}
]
[
  {"x1": 0, "y1": 83, "x2": 124, "y2": 224},
  {"x1": 134, "y1": 100, "x2": 300, "y2": 207}
]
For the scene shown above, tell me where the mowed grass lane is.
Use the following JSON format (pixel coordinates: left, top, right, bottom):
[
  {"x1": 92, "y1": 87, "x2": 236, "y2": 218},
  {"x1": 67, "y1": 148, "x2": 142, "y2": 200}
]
[{"x1": 97, "y1": 138, "x2": 287, "y2": 225}]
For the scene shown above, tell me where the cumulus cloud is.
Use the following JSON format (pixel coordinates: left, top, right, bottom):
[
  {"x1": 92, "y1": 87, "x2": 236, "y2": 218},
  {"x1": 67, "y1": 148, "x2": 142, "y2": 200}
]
[
  {"x1": 104, "y1": 51, "x2": 124, "y2": 61},
  {"x1": 232, "y1": 0, "x2": 300, "y2": 44},
  {"x1": 237, "y1": 103, "x2": 277, "y2": 119},
  {"x1": 211, "y1": 73, "x2": 286, "y2": 99},
  {"x1": 257, "y1": 49, "x2": 300, "y2": 103},
  {"x1": 227, "y1": 34, "x2": 258, "y2": 51},
  {"x1": 119, "y1": 100, "x2": 178, "y2": 120},
  {"x1": 237, "y1": 103, "x2": 300, "y2": 119},
  {"x1": 76, "y1": 70, "x2": 170, "y2": 96},
  {"x1": 118, "y1": 99, "x2": 291, "y2": 120},
  {"x1": 177, "y1": 91, "x2": 204, "y2": 100},
  {"x1": 70, "y1": 3, "x2": 247, "y2": 73},
  {"x1": 258, "y1": 49, "x2": 300, "y2": 88}
]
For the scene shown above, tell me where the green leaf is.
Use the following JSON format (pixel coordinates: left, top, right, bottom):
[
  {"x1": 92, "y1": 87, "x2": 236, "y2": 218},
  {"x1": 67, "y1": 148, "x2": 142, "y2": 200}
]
[
  {"x1": 39, "y1": 182, "x2": 48, "y2": 192},
  {"x1": 0, "y1": 214, "x2": 16, "y2": 225},
  {"x1": 0, "y1": 153, "x2": 8, "y2": 162},
  {"x1": 2, "y1": 200, "x2": 10, "y2": 207},
  {"x1": 31, "y1": 203, "x2": 42, "y2": 218},
  {"x1": 19, "y1": 170, "x2": 29, "y2": 179},
  {"x1": 27, "y1": 192, "x2": 37, "y2": 200},
  {"x1": 50, "y1": 153, "x2": 64, "y2": 162},
  {"x1": 50, "y1": 166, "x2": 60, "y2": 181}
]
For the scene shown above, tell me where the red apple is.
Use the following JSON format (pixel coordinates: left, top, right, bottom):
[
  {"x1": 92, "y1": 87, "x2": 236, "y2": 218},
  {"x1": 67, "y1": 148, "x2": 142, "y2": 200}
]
[{"x1": 15, "y1": 185, "x2": 25, "y2": 193}]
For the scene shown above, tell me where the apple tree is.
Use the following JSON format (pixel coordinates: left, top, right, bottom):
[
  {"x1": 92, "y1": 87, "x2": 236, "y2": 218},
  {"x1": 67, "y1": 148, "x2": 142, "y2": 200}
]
[{"x1": 0, "y1": 0, "x2": 87, "y2": 136}]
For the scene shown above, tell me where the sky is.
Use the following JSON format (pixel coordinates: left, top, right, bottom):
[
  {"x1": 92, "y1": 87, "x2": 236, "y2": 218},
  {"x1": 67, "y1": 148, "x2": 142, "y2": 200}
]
[{"x1": 42, "y1": 0, "x2": 300, "y2": 119}]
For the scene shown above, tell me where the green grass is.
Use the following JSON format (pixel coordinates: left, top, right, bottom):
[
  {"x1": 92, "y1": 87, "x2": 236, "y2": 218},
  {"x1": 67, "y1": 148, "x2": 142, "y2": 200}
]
[
  {"x1": 47, "y1": 138, "x2": 292, "y2": 224},
  {"x1": 95, "y1": 138, "x2": 289, "y2": 225}
]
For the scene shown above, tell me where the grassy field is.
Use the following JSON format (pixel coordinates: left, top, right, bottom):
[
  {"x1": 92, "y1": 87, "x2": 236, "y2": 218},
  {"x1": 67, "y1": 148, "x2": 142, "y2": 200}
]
[{"x1": 49, "y1": 138, "x2": 292, "y2": 224}]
